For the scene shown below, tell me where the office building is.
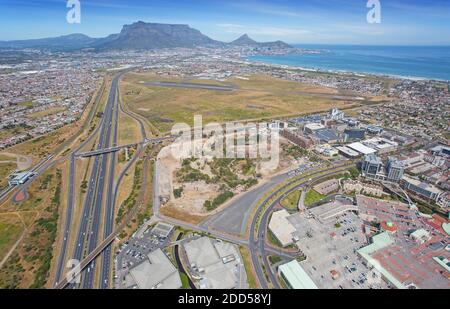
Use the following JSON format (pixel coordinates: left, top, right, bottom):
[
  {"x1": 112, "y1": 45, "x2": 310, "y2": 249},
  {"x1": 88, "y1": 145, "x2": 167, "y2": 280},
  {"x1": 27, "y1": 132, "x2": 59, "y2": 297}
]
[
  {"x1": 344, "y1": 129, "x2": 366, "y2": 142},
  {"x1": 361, "y1": 154, "x2": 383, "y2": 179},
  {"x1": 402, "y1": 176, "x2": 443, "y2": 202},
  {"x1": 386, "y1": 157, "x2": 404, "y2": 183}
]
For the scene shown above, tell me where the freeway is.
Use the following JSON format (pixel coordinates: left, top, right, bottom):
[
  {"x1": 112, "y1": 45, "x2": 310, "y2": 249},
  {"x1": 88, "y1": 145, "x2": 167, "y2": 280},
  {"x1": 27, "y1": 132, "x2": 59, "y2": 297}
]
[
  {"x1": 70, "y1": 73, "x2": 121, "y2": 289},
  {"x1": 99, "y1": 75, "x2": 148, "y2": 289},
  {"x1": 48, "y1": 68, "x2": 355, "y2": 290},
  {"x1": 98, "y1": 85, "x2": 120, "y2": 289}
]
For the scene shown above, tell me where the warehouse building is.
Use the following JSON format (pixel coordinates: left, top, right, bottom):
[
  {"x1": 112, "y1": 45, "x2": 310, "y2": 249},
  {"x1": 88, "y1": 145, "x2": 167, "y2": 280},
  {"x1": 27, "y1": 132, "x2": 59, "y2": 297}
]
[
  {"x1": 125, "y1": 249, "x2": 181, "y2": 289},
  {"x1": 8, "y1": 171, "x2": 34, "y2": 186},
  {"x1": 183, "y1": 237, "x2": 246, "y2": 289},
  {"x1": 347, "y1": 142, "x2": 377, "y2": 156},
  {"x1": 268, "y1": 210, "x2": 297, "y2": 247},
  {"x1": 278, "y1": 260, "x2": 318, "y2": 289}
]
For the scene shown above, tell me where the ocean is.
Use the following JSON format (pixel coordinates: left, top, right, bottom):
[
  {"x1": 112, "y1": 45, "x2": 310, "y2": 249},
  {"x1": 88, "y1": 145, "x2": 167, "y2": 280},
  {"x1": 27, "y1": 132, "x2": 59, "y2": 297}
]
[{"x1": 247, "y1": 45, "x2": 450, "y2": 81}]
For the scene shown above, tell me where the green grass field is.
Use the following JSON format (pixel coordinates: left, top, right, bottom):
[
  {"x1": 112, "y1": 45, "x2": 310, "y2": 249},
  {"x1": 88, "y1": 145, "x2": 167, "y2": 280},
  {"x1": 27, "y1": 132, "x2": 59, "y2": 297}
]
[
  {"x1": 281, "y1": 190, "x2": 301, "y2": 210},
  {"x1": 180, "y1": 272, "x2": 191, "y2": 289},
  {"x1": 305, "y1": 189, "x2": 326, "y2": 207}
]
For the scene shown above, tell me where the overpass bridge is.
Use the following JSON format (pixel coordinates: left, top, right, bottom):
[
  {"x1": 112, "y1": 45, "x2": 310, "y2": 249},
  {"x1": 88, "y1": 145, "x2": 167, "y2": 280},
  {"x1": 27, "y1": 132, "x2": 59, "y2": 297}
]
[{"x1": 76, "y1": 137, "x2": 173, "y2": 158}]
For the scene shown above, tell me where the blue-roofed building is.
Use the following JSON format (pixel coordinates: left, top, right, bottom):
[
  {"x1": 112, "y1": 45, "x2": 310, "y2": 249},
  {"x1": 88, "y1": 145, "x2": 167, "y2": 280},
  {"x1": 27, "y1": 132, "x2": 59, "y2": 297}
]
[
  {"x1": 366, "y1": 125, "x2": 384, "y2": 135},
  {"x1": 290, "y1": 114, "x2": 322, "y2": 125},
  {"x1": 314, "y1": 129, "x2": 340, "y2": 143},
  {"x1": 344, "y1": 129, "x2": 366, "y2": 142}
]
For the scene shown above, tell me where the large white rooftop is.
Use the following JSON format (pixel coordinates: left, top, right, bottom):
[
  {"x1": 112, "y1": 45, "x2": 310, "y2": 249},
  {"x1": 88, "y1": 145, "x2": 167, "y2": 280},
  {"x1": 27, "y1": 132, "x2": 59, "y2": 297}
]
[
  {"x1": 347, "y1": 142, "x2": 377, "y2": 155},
  {"x1": 279, "y1": 260, "x2": 318, "y2": 289},
  {"x1": 129, "y1": 248, "x2": 181, "y2": 289},
  {"x1": 268, "y1": 209, "x2": 296, "y2": 247}
]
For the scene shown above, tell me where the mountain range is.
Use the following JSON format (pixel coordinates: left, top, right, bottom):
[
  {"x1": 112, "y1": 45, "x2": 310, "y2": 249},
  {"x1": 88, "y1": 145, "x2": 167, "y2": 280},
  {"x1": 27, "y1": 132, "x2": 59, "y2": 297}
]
[{"x1": 0, "y1": 21, "x2": 293, "y2": 51}]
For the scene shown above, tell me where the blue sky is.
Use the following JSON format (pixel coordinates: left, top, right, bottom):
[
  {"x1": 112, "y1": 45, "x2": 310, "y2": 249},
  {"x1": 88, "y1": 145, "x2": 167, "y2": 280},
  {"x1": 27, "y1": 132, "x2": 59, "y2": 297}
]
[{"x1": 0, "y1": 0, "x2": 449, "y2": 45}]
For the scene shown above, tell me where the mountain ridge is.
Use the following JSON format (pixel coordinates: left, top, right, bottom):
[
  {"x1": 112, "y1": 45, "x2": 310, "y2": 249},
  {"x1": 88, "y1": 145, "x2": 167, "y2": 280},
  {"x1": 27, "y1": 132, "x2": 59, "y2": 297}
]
[{"x1": 0, "y1": 21, "x2": 293, "y2": 51}]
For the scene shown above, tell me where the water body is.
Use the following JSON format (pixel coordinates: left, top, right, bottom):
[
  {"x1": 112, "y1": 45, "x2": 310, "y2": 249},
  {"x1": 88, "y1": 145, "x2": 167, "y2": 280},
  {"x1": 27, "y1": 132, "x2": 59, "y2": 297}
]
[{"x1": 248, "y1": 45, "x2": 450, "y2": 81}]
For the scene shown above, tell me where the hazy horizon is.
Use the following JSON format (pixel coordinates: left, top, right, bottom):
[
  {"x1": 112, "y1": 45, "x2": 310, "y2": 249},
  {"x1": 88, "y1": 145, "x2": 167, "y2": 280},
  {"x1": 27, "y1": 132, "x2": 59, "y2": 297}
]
[{"x1": 0, "y1": 0, "x2": 449, "y2": 45}]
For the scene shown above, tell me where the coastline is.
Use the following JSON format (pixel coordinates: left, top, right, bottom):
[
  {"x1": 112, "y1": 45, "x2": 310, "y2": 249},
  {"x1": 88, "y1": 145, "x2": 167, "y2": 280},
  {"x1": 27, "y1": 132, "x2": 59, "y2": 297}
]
[{"x1": 245, "y1": 50, "x2": 450, "y2": 83}]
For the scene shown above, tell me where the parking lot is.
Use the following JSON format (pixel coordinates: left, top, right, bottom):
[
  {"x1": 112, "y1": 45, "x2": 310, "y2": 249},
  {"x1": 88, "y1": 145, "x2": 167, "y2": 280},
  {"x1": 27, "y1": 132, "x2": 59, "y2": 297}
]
[
  {"x1": 293, "y1": 211, "x2": 388, "y2": 289},
  {"x1": 115, "y1": 225, "x2": 174, "y2": 288}
]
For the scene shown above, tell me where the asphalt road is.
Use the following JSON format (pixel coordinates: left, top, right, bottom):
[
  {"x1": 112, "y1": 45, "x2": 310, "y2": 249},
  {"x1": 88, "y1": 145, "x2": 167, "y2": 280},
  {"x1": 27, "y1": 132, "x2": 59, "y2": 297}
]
[
  {"x1": 70, "y1": 74, "x2": 120, "y2": 289},
  {"x1": 144, "y1": 81, "x2": 236, "y2": 92},
  {"x1": 249, "y1": 163, "x2": 355, "y2": 289},
  {"x1": 199, "y1": 172, "x2": 291, "y2": 236},
  {"x1": 99, "y1": 81, "x2": 148, "y2": 289}
]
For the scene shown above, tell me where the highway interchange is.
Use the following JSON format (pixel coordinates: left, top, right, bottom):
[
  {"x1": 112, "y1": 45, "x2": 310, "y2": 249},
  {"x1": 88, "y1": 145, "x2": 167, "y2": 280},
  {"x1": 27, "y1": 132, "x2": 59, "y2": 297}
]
[{"x1": 0, "y1": 69, "x2": 358, "y2": 289}]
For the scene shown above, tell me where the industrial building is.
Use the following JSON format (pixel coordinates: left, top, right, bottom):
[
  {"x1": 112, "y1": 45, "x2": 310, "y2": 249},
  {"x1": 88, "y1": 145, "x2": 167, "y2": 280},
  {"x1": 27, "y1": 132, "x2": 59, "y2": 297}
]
[
  {"x1": 8, "y1": 171, "x2": 34, "y2": 186},
  {"x1": 430, "y1": 144, "x2": 450, "y2": 157},
  {"x1": 125, "y1": 249, "x2": 181, "y2": 289},
  {"x1": 304, "y1": 123, "x2": 326, "y2": 134},
  {"x1": 336, "y1": 146, "x2": 361, "y2": 158},
  {"x1": 363, "y1": 137, "x2": 398, "y2": 154},
  {"x1": 366, "y1": 125, "x2": 383, "y2": 135},
  {"x1": 348, "y1": 142, "x2": 377, "y2": 156},
  {"x1": 313, "y1": 129, "x2": 340, "y2": 143},
  {"x1": 268, "y1": 210, "x2": 296, "y2": 247},
  {"x1": 183, "y1": 237, "x2": 246, "y2": 289},
  {"x1": 278, "y1": 260, "x2": 318, "y2": 289}
]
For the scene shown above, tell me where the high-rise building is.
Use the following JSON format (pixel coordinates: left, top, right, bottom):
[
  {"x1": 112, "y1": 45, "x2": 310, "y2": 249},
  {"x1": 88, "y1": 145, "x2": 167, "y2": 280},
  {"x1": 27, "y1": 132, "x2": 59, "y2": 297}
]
[
  {"x1": 361, "y1": 154, "x2": 383, "y2": 179},
  {"x1": 386, "y1": 157, "x2": 404, "y2": 183}
]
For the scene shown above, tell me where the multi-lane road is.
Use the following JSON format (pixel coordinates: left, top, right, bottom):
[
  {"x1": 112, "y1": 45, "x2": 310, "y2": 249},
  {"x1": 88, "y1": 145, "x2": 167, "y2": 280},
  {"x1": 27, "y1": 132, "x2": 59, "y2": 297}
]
[
  {"x1": 249, "y1": 163, "x2": 355, "y2": 288},
  {"x1": 52, "y1": 72, "x2": 124, "y2": 288},
  {"x1": 47, "y1": 68, "x2": 355, "y2": 290}
]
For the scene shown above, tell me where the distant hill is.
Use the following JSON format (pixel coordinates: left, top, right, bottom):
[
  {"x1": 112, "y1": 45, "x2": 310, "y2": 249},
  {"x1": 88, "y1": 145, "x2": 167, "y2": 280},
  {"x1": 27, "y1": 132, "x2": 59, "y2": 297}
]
[
  {"x1": 0, "y1": 21, "x2": 292, "y2": 51},
  {"x1": 0, "y1": 33, "x2": 97, "y2": 51},
  {"x1": 230, "y1": 34, "x2": 259, "y2": 46},
  {"x1": 230, "y1": 33, "x2": 293, "y2": 49}
]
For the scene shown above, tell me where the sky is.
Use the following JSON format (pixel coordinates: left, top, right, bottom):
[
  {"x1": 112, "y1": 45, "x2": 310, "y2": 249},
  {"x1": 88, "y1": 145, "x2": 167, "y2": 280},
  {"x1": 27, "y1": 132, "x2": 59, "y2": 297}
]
[{"x1": 0, "y1": 0, "x2": 449, "y2": 45}]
